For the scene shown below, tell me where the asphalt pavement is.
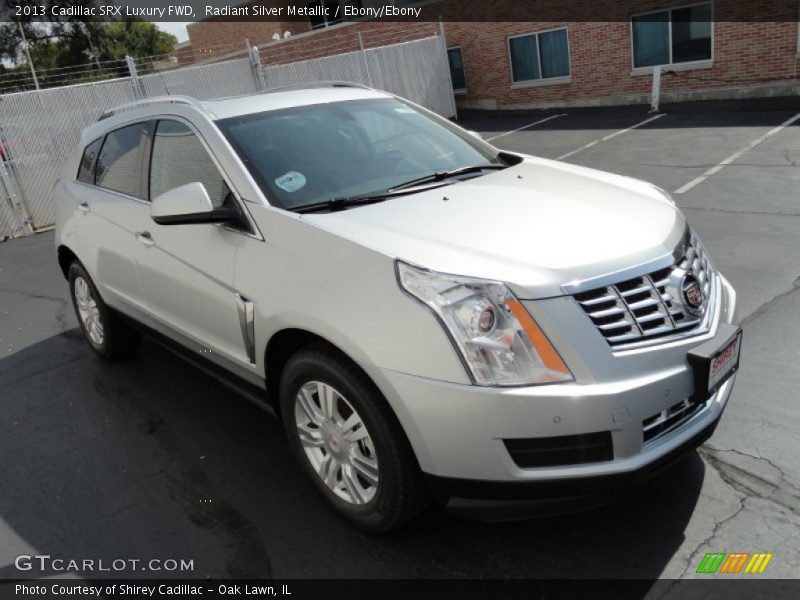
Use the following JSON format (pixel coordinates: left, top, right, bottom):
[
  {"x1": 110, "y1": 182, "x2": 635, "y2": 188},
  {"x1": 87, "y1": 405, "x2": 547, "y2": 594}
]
[{"x1": 1, "y1": 98, "x2": 799, "y2": 583}]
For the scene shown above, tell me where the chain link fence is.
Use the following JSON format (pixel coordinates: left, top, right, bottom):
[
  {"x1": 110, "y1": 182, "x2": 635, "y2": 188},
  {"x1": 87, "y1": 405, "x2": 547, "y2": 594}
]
[
  {"x1": 140, "y1": 57, "x2": 260, "y2": 100},
  {"x1": 260, "y1": 35, "x2": 454, "y2": 118},
  {"x1": 0, "y1": 78, "x2": 137, "y2": 238},
  {"x1": 0, "y1": 33, "x2": 455, "y2": 240},
  {"x1": 0, "y1": 159, "x2": 26, "y2": 241}
]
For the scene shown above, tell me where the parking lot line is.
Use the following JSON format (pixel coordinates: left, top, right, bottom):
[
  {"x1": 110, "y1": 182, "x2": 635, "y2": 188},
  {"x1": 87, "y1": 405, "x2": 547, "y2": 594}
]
[
  {"x1": 556, "y1": 113, "x2": 666, "y2": 160},
  {"x1": 674, "y1": 111, "x2": 800, "y2": 194},
  {"x1": 485, "y1": 113, "x2": 566, "y2": 141}
]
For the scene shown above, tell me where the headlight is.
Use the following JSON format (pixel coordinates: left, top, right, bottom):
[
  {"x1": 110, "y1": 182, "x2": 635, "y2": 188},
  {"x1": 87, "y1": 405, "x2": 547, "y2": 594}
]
[{"x1": 397, "y1": 261, "x2": 573, "y2": 386}]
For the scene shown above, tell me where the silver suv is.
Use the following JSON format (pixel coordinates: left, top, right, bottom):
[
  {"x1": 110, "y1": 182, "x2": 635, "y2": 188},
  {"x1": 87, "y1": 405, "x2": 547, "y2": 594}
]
[{"x1": 55, "y1": 84, "x2": 741, "y2": 531}]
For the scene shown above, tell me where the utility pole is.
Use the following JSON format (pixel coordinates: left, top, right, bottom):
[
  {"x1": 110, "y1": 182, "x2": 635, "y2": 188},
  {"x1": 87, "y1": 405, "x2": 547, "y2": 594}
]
[{"x1": 16, "y1": 21, "x2": 40, "y2": 90}]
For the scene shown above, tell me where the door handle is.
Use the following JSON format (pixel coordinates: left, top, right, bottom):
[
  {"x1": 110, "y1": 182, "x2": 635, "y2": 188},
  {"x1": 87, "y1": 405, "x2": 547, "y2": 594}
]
[
  {"x1": 135, "y1": 231, "x2": 155, "y2": 247},
  {"x1": 77, "y1": 202, "x2": 90, "y2": 214}
]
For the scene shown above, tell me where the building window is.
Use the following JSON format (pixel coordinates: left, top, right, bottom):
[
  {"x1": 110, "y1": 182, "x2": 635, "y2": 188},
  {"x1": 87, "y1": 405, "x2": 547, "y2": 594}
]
[
  {"x1": 632, "y1": 2, "x2": 713, "y2": 69},
  {"x1": 508, "y1": 28, "x2": 570, "y2": 84},
  {"x1": 447, "y1": 47, "x2": 466, "y2": 91},
  {"x1": 308, "y1": 0, "x2": 342, "y2": 30}
]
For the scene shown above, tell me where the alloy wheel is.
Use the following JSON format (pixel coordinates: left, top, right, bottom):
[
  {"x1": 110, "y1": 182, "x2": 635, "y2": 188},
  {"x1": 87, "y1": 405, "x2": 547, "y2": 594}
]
[
  {"x1": 294, "y1": 381, "x2": 380, "y2": 505},
  {"x1": 74, "y1": 276, "x2": 104, "y2": 346}
]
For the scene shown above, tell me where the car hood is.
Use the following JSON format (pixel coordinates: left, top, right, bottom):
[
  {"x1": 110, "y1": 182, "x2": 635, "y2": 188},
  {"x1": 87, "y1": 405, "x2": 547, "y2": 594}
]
[{"x1": 301, "y1": 156, "x2": 686, "y2": 299}]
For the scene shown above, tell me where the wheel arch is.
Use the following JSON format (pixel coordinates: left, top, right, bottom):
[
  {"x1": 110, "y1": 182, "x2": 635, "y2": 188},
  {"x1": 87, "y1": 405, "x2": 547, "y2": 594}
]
[
  {"x1": 264, "y1": 328, "x2": 325, "y2": 412},
  {"x1": 263, "y1": 325, "x2": 431, "y2": 471},
  {"x1": 57, "y1": 245, "x2": 80, "y2": 280},
  {"x1": 265, "y1": 328, "x2": 382, "y2": 416},
  {"x1": 264, "y1": 326, "x2": 432, "y2": 486}
]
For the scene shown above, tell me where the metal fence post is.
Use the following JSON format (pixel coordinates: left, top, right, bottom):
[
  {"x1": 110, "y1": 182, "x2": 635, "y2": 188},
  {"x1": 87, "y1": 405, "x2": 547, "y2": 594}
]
[
  {"x1": 357, "y1": 32, "x2": 374, "y2": 88},
  {"x1": 247, "y1": 40, "x2": 267, "y2": 91},
  {"x1": 650, "y1": 66, "x2": 662, "y2": 113},
  {"x1": 125, "y1": 55, "x2": 145, "y2": 99},
  {"x1": 0, "y1": 159, "x2": 34, "y2": 236},
  {"x1": 17, "y1": 21, "x2": 39, "y2": 91},
  {"x1": 438, "y1": 18, "x2": 458, "y2": 120}
]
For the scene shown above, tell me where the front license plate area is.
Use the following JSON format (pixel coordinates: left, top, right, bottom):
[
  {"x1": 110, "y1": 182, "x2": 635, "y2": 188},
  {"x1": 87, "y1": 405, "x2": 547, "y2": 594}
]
[{"x1": 688, "y1": 324, "x2": 742, "y2": 402}]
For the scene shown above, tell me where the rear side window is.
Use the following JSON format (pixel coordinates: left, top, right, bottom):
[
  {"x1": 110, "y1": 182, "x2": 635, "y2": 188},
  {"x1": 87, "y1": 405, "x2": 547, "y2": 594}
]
[
  {"x1": 149, "y1": 120, "x2": 231, "y2": 208},
  {"x1": 77, "y1": 138, "x2": 101, "y2": 184},
  {"x1": 95, "y1": 122, "x2": 149, "y2": 198}
]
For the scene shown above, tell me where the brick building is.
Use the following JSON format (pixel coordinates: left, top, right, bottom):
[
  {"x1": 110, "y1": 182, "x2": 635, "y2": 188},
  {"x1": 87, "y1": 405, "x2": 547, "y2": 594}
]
[{"x1": 184, "y1": 0, "x2": 800, "y2": 109}]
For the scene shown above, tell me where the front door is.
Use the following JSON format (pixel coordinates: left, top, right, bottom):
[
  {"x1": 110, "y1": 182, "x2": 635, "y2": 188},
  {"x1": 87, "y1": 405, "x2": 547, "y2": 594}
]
[{"x1": 134, "y1": 118, "x2": 251, "y2": 369}]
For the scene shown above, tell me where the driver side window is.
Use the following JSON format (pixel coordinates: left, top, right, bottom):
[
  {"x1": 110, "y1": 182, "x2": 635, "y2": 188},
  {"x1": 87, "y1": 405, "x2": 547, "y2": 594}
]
[{"x1": 149, "y1": 120, "x2": 232, "y2": 209}]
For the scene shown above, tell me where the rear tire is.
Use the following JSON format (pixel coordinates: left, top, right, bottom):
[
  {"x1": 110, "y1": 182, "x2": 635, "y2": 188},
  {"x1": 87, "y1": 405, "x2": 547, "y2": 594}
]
[
  {"x1": 68, "y1": 261, "x2": 141, "y2": 360},
  {"x1": 280, "y1": 342, "x2": 429, "y2": 532}
]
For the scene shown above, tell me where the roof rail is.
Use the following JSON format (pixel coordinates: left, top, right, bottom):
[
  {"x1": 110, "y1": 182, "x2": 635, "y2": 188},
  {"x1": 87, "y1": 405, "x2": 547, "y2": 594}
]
[
  {"x1": 261, "y1": 81, "x2": 375, "y2": 94},
  {"x1": 98, "y1": 95, "x2": 206, "y2": 121}
]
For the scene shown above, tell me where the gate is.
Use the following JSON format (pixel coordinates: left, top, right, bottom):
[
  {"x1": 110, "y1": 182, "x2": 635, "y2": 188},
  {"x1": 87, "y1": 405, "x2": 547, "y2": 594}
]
[{"x1": 0, "y1": 33, "x2": 456, "y2": 240}]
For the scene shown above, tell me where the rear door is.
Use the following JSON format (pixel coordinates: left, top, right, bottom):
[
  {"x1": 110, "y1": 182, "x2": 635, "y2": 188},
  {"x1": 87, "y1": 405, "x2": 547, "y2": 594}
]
[{"x1": 72, "y1": 122, "x2": 153, "y2": 318}]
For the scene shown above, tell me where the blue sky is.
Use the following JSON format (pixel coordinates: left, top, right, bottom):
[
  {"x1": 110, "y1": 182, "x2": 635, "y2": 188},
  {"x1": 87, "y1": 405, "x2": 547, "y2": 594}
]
[{"x1": 154, "y1": 22, "x2": 191, "y2": 43}]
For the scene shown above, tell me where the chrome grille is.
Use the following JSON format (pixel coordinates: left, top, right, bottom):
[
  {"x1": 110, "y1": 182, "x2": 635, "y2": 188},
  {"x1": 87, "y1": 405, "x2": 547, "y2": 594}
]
[
  {"x1": 643, "y1": 399, "x2": 705, "y2": 444},
  {"x1": 574, "y1": 231, "x2": 714, "y2": 347}
]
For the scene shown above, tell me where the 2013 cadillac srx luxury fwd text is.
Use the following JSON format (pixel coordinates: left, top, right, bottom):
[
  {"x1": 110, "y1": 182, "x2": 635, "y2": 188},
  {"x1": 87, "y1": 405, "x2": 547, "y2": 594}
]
[{"x1": 55, "y1": 84, "x2": 741, "y2": 531}]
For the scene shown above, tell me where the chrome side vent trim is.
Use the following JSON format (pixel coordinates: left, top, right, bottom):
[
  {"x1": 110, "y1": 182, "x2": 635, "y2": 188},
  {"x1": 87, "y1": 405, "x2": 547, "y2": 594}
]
[{"x1": 236, "y1": 294, "x2": 256, "y2": 364}]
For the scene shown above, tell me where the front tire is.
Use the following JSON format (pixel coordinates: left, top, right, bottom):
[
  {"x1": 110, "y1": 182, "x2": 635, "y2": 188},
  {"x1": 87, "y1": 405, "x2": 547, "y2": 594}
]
[
  {"x1": 68, "y1": 261, "x2": 141, "y2": 360},
  {"x1": 280, "y1": 342, "x2": 428, "y2": 532}
]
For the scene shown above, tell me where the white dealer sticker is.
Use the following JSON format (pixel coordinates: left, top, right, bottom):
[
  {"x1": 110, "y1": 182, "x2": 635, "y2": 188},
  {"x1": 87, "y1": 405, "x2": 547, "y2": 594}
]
[{"x1": 275, "y1": 171, "x2": 307, "y2": 193}]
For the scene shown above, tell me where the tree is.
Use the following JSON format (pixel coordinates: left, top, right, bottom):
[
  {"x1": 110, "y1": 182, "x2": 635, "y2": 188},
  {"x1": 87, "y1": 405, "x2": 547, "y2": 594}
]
[
  {"x1": 101, "y1": 21, "x2": 176, "y2": 62},
  {"x1": 0, "y1": 1, "x2": 176, "y2": 88}
]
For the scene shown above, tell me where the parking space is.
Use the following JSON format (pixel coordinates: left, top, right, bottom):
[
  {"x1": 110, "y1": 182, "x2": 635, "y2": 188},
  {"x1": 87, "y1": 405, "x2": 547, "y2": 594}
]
[
  {"x1": 2, "y1": 99, "x2": 799, "y2": 581},
  {"x1": 465, "y1": 101, "x2": 800, "y2": 196},
  {"x1": 466, "y1": 107, "x2": 659, "y2": 160}
]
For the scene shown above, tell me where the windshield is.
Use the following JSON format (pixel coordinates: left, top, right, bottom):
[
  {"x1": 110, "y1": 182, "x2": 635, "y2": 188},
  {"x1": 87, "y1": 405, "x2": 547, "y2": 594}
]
[{"x1": 217, "y1": 98, "x2": 501, "y2": 211}]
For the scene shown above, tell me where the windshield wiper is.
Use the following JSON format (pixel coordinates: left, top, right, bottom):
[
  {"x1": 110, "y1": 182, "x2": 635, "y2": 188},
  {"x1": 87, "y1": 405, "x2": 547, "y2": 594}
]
[
  {"x1": 293, "y1": 178, "x2": 461, "y2": 214},
  {"x1": 387, "y1": 164, "x2": 507, "y2": 192},
  {"x1": 293, "y1": 194, "x2": 392, "y2": 214},
  {"x1": 293, "y1": 164, "x2": 506, "y2": 214}
]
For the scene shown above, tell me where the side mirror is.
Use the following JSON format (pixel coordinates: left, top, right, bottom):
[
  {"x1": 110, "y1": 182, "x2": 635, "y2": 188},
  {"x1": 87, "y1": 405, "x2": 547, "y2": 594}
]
[{"x1": 151, "y1": 182, "x2": 239, "y2": 225}]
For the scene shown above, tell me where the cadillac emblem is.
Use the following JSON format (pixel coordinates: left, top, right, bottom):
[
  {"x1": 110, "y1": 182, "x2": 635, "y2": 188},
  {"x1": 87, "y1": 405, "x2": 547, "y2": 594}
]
[{"x1": 681, "y1": 273, "x2": 705, "y2": 316}]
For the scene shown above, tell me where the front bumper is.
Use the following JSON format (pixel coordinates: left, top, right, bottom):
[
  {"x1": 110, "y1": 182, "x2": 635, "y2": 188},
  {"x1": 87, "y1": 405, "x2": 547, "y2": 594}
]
[
  {"x1": 426, "y1": 410, "x2": 721, "y2": 520},
  {"x1": 374, "y1": 274, "x2": 737, "y2": 513}
]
